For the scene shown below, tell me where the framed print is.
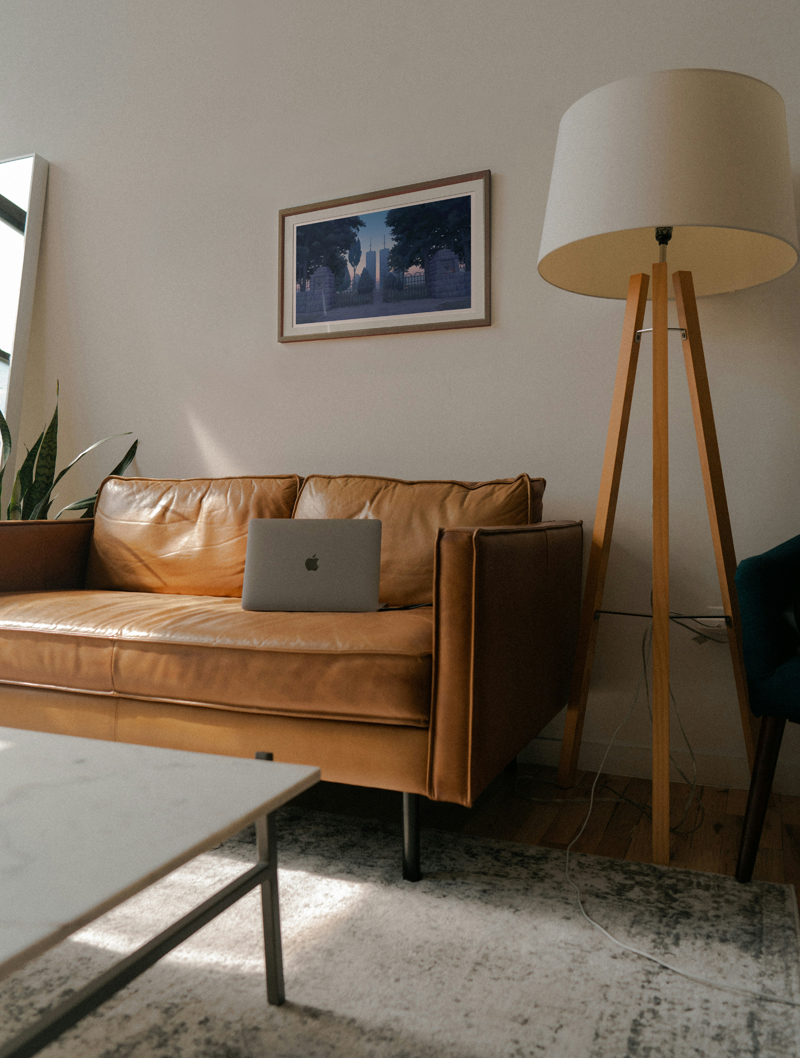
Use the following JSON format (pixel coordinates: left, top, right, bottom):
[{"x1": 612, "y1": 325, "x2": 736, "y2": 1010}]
[{"x1": 279, "y1": 170, "x2": 490, "y2": 342}]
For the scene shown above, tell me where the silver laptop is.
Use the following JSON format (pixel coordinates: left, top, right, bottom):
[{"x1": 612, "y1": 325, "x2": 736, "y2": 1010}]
[{"x1": 242, "y1": 519, "x2": 382, "y2": 612}]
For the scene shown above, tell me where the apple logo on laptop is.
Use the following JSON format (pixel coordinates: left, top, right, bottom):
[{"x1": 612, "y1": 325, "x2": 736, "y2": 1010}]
[{"x1": 305, "y1": 554, "x2": 319, "y2": 572}]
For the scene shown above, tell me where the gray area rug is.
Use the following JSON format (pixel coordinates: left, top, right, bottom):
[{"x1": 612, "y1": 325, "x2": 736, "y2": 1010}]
[{"x1": 0, "y1": 806, "x2": 798, "y2": 1058}]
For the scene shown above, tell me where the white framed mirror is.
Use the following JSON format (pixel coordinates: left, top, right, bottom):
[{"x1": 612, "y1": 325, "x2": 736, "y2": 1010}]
[{"x1": 0, "y1": 153, "x2": 48, "y2": 447}]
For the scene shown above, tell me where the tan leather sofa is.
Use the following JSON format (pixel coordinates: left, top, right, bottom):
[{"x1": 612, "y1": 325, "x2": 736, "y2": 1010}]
[{"x1": 0, "y1": 472, "x2": 581, "y2": 877}]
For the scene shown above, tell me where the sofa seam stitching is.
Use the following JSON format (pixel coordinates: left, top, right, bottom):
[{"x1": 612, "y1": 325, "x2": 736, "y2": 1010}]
[{"x1": 0, "y1": 678, "x2": 430, "y2": 726}]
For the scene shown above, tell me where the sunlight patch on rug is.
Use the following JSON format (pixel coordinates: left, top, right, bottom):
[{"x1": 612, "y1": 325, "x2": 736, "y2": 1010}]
[
  {"x1": 70, "y1": 867, "x2": 372, "y2": 972},
  {"x1": 0, "y1": 807, "x2": 798, "y2": 1058}
]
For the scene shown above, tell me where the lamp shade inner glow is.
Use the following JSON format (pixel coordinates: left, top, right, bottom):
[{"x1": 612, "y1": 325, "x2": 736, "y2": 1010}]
[{"x1": 537, "y1": 69, "x2": 798, "y2": 299}]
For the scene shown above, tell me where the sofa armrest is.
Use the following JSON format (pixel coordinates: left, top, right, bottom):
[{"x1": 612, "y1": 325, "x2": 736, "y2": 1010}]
[
  {"x1": 428, "y1": 520, "x2": 582, "y2": 806},
  {"x1": 0, "y1": 520, "x2": 94, "y2": 592}
]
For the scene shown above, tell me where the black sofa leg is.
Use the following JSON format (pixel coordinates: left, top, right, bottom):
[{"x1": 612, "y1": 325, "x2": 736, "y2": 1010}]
[
  {"x1": 403, "y1": 793, "x2": 421, "y2": 882},
  {"x1": 736, "y1": 715, "x2": 786, "y2": 883}
]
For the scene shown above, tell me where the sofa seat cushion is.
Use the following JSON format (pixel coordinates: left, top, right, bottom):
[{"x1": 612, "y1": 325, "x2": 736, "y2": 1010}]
[
  {"x1": 86, "y1": 475, "x2": 302, "y2": 597},
  {"x1": 0, "y1": 591, "x2": 432, "y2": 726},
  {"x1": 294, "y1": 473, "x2": 545, "y2": 607}
]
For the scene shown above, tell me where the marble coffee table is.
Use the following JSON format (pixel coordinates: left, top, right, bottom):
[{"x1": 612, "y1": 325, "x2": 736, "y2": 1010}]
[{"x1": 0, "y1": 727, "x2": 319, "y2": 1058}]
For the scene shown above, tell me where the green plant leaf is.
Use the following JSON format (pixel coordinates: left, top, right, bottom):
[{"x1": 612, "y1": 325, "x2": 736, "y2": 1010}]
[
  {"x1": 53, "y1": 438, "x2": 137, "y2": 520},
  {"x1": 7, "y1": 433, "x2": 43, "y2": 519},
  {"x1": 54, "y1": 495, "x2": 97, "y2": 519},
  {"x1": 29, "y1": 431, "x2": 132, "y2": 520},
  {"x1": 0, "y1": 405, "x2": 11, "y2": 503},
  {"x1": 108, "y1": 438, "x2": 138, "y2": 477},
  {"x1": 23, "y1": 389, "x2": 59, "y2": 519},
  {"x1": 7, "y1": 476, "x2": 20, "y2": 520},
  {"x1": 36, "y1": 497, "x2": 56, "y2": 520}
]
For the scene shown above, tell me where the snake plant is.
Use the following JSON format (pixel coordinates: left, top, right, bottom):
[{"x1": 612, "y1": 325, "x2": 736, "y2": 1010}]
[{"x1": 0, "y1": 385, "x2": 138, "y2": 520}]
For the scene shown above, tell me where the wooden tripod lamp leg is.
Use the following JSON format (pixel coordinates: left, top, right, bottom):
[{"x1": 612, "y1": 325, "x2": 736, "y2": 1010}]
[
  {"x1": 672, "y1": 270, "x2": 758, "y2": 769},
  {"x1": 557, "y1": 273, "x2": 649, "y2": 788},
  {"x1": 651, "y1": 261, "x2": 671, "y2": 865}
]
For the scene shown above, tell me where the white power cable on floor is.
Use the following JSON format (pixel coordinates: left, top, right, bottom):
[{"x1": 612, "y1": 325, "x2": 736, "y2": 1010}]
[{"x1": 561, "y1": 618, "x2": 800, "y2": 1009}]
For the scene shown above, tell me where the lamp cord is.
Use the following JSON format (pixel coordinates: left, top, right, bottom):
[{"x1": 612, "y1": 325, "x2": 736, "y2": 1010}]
[{"x1": 519, "y1": 610, "x2": 800, "y2": 1008}]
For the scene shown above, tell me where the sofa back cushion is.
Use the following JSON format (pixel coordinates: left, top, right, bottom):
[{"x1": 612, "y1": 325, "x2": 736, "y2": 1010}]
[
  {"x1": 293, "y1": 474, "x2": 544, "y2": 606},
  {"x1": 86, "y1": 476, "x2": 301, "y2": 597}
]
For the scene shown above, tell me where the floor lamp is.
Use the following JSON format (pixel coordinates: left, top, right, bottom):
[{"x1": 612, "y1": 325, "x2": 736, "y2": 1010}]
[{"x1": 537, "y1": 69, "x2": 798, "y2": 865}]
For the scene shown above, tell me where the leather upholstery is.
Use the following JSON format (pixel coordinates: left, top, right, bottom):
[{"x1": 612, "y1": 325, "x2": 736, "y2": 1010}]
[
  {"x1": 0, "y1": 684, "x2": 117, "y2": 741},
  {"x1": 0, "y1": 520, "x2": 93, "y2": 592},
  {"x1": 0, "y1": 479, "x2": 582, "y2": 808},
  {"x1": 116, "y1": 700, "x2": 430, "y2": 794},
  {"x1": 0, "y1": 590, "x2": 432, "y2": 725},
  {"x1": 294, "y1": 474, "x2": 545, "y2": 606},
  {"x1": 0, "y1": 684, "x2": 430, "y2": 794},
  {"x1": 86, "y1": 476, "x2": 301, "y2": 596},
  {"x1": 429, "y1": 521, "x2": 582, "y2": 805}
]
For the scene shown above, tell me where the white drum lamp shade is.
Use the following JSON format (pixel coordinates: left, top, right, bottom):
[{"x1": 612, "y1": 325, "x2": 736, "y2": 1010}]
[{"x1": 538, "y1": 69, "x2": 798, "y2": 299}]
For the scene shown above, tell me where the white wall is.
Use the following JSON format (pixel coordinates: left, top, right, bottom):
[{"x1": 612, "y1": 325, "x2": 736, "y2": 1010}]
[{"x1": 1, "y1": 0, "x2": 799, "y2": 791}]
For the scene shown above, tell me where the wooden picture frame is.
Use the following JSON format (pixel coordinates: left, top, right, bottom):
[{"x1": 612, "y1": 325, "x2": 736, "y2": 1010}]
[{"x1": 278, "y1": 170, "x2": 490, "y2": 342}]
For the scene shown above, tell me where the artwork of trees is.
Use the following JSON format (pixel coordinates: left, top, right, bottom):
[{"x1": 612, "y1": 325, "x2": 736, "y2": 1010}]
[
  {"x1": 385, "y1": 196, "x2": 471, "y2": 279},
  {"x1": 296, "y1": 194, "x2": 471, "y2": 296},
  {"x1": 282, "y1": 171, "x2": 487, "y2": 340},
  {"x1": 348, "y1": 238, "x2": 362, "y2": 289},
  {"x1": 295, "y1": 216, "x2": 365, "y2": 292},
  {"x1": 357, "y1": 268, "x2": 374, "y2": 294}
]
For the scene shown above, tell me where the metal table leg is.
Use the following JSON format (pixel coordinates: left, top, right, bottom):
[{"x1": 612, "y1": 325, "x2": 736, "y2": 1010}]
[{"x1": 256, "y1": 811, "x2": 285, "y2": 1005}]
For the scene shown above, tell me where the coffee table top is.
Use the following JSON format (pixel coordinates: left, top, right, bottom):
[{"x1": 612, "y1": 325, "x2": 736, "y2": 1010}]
[{"x1": 0, "y1": 727, "x2": 319, "y2": 980}]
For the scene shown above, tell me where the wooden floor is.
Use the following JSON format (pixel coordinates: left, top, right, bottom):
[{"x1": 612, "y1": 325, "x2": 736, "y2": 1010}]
[{"x1": 294, "y1": 763, "x2": 800, "y2": 906}]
